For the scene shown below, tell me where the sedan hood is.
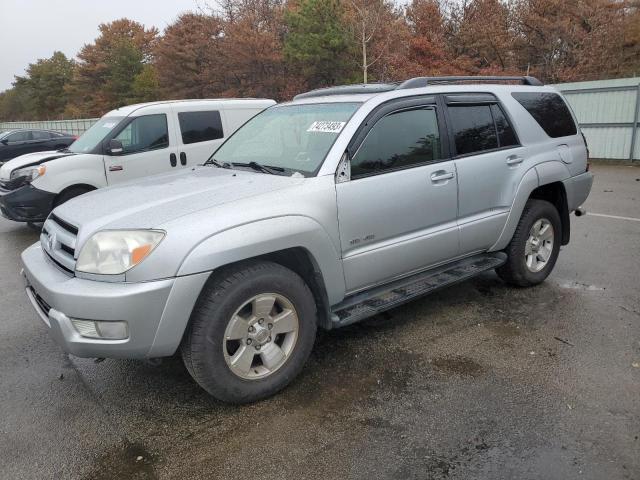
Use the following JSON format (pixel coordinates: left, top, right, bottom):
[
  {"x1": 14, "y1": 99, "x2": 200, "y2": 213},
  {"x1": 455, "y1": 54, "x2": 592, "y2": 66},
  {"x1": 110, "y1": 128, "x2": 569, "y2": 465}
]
[
  {"x1": 0, "y1": 150, "x2": 74, "y2": 180},
  {"x1": 55, "y1": 166, "x2": 305, "y2": 237}
]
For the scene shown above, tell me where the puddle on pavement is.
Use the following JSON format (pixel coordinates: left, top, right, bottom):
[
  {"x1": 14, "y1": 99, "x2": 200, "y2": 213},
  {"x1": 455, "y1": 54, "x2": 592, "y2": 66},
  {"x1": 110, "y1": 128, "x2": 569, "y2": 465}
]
[
  {"x1": 431, "y1": 355, "x2": 485, "y2": 377},
  {"x1": 557, "y1": 280, "x2": 605, "y2": 291},
  {"x1": 83, "y1": 441, "x2": 157, "y2": 480}
]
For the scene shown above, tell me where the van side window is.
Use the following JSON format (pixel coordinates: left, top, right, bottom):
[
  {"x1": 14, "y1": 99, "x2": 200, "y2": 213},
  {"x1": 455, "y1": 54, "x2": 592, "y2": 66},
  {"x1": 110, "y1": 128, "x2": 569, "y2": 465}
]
[
  {"x1": 511, "y1": 92, "x2": 577, "y2": 138},
  {"x1": 351, "y1": 107, "x2": 442, "y2": 178},
  {"x1": 178, "y1": 111, "x2": 224, "y2": 144},
  {"x1": 449, "y1": 105, "x2": 498, "y2": 155},
  {"x1": 114, "y1": 114, "x2": 169, "y2": 154}
]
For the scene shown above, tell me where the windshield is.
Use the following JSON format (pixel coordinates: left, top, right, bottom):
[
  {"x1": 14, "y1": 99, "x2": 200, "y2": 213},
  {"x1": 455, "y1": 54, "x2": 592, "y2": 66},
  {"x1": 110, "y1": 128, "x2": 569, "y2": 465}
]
[
  {"x1": 211, "y1": 103, "x2": 360, "y2": 175},
  {"x1": 68, "y1": 116, "x2": 125, "y2": 153}
]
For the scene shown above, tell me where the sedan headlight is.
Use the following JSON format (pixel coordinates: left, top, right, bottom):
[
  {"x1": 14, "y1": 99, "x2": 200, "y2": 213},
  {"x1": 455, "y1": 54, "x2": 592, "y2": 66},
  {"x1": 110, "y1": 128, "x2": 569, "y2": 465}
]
[
  {"x1": 76, "y1": 230, "x2": 165, "y2": 275},
  {"x1": 10, "y1": 164, "x2": 46, "y2": 183}
]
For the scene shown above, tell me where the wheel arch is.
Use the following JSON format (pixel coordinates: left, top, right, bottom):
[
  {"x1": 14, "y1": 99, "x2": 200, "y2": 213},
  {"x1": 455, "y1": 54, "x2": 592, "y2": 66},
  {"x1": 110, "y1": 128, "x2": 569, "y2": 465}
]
[{"x1": 53, "y1": 183, "x2": 97, "y2": 207}]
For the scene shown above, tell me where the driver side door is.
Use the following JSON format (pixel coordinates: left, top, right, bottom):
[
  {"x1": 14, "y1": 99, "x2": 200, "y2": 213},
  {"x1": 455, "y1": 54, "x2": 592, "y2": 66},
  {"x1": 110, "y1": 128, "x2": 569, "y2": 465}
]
[{"x1": 336, "y1": 97, "x2": 460, "y2": 293}]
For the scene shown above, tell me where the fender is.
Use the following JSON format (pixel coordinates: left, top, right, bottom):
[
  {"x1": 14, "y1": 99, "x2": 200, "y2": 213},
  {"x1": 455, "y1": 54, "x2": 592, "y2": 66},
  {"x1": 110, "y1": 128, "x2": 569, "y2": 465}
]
[
  {"x1": 30, "y1": 153, "x2": 107, "y2": 194},
  {"x1": 490, "y1": 161, "x2": 571, "y2": 251},
  {"x1": 177, "y1": 215, "x2": 346, "y2": 305}
]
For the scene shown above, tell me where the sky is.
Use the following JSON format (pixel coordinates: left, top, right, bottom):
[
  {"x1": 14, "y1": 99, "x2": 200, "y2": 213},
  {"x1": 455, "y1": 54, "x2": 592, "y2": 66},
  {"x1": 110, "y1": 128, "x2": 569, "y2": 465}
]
[{"x1": 0, "y1": 0, "x2": 205, "y2": 91}]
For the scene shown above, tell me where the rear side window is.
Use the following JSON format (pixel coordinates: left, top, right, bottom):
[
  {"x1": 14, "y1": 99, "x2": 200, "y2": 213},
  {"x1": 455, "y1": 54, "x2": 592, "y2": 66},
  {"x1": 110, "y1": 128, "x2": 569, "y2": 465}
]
[
  {"x1": 512, "y1": 92, "x2": 577, "y2": 138},
  {"x1": 178, "y1": 111, "x2": 224, "y2": 145},
  {"x1": 351, "y1": 107, "x2": 442, "y2": 177},
  {"x1": 491, "y1": 104, "x2": 518, "y2": 147},
  {"x1": 448, "y1": 105, "x2": 498, "y2": 155},
  {"x1": 32, "y1": 131, "x2": 51, "y2": 140}
]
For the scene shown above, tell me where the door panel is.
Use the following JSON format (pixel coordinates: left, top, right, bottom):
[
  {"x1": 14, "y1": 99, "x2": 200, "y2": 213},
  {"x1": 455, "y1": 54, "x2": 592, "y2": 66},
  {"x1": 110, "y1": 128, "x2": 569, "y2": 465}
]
[
  {"x1": 337, "y1": 162, "x2": 459, "y2": 292},
  {"x1": 105, "y1": 113, "x2": 178, "y2": 185},
  {"x1": 337, "y1": 104, "x2": 458, "y2": 293}
]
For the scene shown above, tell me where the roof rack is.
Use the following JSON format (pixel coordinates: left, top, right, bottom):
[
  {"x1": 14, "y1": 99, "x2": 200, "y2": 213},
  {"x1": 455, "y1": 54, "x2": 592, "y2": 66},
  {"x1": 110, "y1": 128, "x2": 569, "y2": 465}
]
[
  {"x1": 397, "y1": 76, "x2": 544, "y2": 89},
  {"x1": 293, "y1": 75, "x2": 543, "y2": 100}
]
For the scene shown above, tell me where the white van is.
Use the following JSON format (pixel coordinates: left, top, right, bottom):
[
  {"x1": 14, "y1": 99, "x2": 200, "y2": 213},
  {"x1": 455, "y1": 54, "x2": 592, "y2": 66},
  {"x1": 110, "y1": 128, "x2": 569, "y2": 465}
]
[{"x1": 0, "y1": 99, "x2": 275, "y2": 223}]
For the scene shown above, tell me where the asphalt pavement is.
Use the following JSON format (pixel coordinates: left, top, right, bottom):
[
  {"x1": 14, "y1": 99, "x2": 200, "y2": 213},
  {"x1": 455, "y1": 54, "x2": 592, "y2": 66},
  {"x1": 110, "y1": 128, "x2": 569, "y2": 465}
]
[{"x1": 0, "y1": 163, "x2": 638, "y2": 480}]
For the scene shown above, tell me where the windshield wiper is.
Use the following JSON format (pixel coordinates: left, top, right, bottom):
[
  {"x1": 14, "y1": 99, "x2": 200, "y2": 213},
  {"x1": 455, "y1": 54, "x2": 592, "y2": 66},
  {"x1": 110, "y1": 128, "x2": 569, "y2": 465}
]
[
  {"x1": 57, "y1": 147, "x2": 71, "y2": 153},
  {"x1": 233, "y1": 161, "x2": 285, "y2": 175},
  {"x1": 205, "y1": 158, "x2": 232, "y2": 169}
]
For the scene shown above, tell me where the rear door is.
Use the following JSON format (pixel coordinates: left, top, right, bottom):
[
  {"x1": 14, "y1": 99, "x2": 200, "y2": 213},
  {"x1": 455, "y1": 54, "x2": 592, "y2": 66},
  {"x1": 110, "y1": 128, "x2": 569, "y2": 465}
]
[
  {"x1": 445, "y1": 94, "x2": 528, "y2": 253},
  {"x1": 104, "y1": 111, "x2": 179, "y2": 184},
  {"x1": 336, "y1": 97, "x2": 459, "y2": 293},
  {"x1": 171, "y1": 103, "x2": 225, "y2": 167}
]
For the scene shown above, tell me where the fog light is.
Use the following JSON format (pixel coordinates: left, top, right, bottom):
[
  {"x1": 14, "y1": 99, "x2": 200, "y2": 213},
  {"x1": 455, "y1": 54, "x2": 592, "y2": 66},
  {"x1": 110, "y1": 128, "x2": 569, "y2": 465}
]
[{"x1": 71, "y1": 319, "x2": 128, "y2": 340}]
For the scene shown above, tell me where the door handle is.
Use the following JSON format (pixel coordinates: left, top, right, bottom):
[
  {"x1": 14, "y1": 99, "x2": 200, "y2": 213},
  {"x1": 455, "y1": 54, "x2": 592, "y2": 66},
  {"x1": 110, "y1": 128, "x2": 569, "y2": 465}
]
[
  {"x1": 170, "y1": 153, "x2": 177, "y2": 167},
  {"x1": 109, "y1": 165, "x2": 123, "y2": 172},
  {"x1": 430, "y1": 171, "x2": 454, "y2": 182},
  {"x1": 180, "y1": 152, "x2": 187, "y2": 166},
  {"x1": 506, "y1": 155, "x2": 524, "y2": 166}
]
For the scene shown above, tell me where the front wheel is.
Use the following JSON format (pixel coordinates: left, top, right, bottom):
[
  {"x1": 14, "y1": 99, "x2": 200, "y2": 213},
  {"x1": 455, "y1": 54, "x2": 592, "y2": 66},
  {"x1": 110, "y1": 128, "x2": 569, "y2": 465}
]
[
  {"x1": 496, "y1": 199, "x2": 561, "y2": 287},
  {"x1": 181, "y1": 261, "x2": 317, "y2": 403}
]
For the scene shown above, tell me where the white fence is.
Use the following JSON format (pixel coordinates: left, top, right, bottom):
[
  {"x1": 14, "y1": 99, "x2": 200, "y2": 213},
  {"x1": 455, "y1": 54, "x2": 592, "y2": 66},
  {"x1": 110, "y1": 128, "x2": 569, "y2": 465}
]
[{"x1": 0, "y1": 118, "x2": 99, "y2": 137}]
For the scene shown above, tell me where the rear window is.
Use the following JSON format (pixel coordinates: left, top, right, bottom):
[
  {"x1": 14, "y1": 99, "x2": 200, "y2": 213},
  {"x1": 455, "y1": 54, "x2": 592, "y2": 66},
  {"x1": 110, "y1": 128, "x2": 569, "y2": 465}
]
[
  {"x1": 178, "y1": 111, "x2": 224, "y2": 145},
  {"x1": 512, "y1": 92, "x2": 577, "y2": 138}
]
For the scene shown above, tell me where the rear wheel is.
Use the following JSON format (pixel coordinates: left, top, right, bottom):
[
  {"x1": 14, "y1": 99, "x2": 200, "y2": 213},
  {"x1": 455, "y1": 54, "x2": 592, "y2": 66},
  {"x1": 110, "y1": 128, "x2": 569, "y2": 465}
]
[
  {"x1": 496, "y1": 199, "x2": 561, "y2": 287},
  {"x1": 181, "y1": 261, "x2": 317, "y2": 403}
]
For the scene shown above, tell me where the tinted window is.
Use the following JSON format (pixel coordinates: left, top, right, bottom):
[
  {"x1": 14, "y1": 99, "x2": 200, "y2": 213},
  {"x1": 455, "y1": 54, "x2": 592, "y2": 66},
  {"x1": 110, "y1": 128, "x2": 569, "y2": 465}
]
[
  {"x1": 512, "y1": 92, "x2": 577, "y2": 138},
  {"x1": 178, "y1": 111, "x2": 223, "y2": 144},
  {"x1": 7, "y1": 131, "x2": 31, "y2": 142},
  {"x1": 113, "y1": 114, "x2": 168, "y2": 154},
  {"x1": 32, "y1": 130, "x2": 51, "y2": 140},
  {"x1": 491, "y1": 104, "x2": 518, "y2": 147},
  {"x1": 449, "y1": 105, "x2": 498, "y2": 155},
  {"x1": 351, "y1": 107, "x2": 441, "y2": 177}
]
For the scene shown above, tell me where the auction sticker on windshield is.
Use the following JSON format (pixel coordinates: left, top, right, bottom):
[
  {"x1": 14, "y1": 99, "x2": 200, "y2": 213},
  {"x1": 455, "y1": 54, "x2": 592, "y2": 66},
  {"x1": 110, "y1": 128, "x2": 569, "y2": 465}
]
[{"x1": 307, "y1": 121, "x2": 346, "y2": 133}]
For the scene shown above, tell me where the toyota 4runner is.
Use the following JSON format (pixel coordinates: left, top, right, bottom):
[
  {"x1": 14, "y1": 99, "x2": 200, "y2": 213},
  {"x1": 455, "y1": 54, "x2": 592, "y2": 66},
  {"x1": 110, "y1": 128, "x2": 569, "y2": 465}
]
[{"x1": 21, "y1": 76, "x2": 593, "y2": 403}]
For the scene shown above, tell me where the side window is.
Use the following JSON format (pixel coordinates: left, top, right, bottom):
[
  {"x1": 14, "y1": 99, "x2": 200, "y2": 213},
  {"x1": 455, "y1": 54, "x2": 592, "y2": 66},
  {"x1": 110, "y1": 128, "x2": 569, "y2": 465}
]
[
  {"x1": 113, "y1": 114, "x2": 169, "y2": 154},
  {"x1": 512, "y1": 92, "x2": 577, "y2": 138},
  {"x1": 448, "y1": 105, "x2": 498, "y2": 156},
  {"x1": 178, "y1": 111, "x2": 224, "y2": 145},
  {"x1": 491, "y1": 104, "x2": 518, "y2": 147},
  {"x1": 7, "y1": 131, "x2": 32, "y2": 143},
  {"x1": 351, "y1": 107, "x2": 442, "y2": 177},
  {"x1": 32, "y1": 131, "x2": 51, "y2": 140}
]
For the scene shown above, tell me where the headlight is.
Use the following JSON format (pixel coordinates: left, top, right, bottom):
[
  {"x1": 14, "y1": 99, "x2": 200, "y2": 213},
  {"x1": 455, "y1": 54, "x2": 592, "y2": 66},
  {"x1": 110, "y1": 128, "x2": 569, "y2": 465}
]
[
  {"x1": 76, "y1": 230, "x2": 165, "y2": 275},
  {"x1": 10, "y1": 164, "x2": 46, "y2": 183}
]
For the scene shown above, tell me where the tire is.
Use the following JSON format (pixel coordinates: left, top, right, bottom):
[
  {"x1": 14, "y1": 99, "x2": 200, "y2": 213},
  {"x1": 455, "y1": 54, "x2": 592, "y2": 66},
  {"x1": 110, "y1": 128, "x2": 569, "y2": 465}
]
[
  {"x1": 181, "y1": 260, "x2": 317, "y2": 403},
  {"x1": 54, "y1": 186, "x2": 92, "y2": 208},
  {"x1": 496, "y1": 199, "x2": 562, "y2": 287}
]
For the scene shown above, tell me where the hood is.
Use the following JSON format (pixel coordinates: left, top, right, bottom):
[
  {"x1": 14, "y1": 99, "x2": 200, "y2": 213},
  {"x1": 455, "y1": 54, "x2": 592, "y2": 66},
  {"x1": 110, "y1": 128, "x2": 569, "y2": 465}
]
[
  {"x1": 55, "y1": 166, "x2": 305, "y2": 235},
  {"x1": 0, "y1": 150, "x2": 75, "y2": 180}
]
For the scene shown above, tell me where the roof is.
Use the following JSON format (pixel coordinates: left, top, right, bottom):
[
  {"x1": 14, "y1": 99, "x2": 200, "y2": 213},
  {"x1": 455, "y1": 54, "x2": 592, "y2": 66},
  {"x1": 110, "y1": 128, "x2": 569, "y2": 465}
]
[{"x1": 105, "y1": 98, "x2": 276, "y2": 117}]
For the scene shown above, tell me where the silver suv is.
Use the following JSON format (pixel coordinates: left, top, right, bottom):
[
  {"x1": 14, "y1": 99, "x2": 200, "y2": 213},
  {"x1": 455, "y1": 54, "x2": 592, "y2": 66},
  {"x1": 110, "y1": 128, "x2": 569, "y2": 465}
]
[{"x1": 21, "y1": 76, "x2": 593, "y2": 403}]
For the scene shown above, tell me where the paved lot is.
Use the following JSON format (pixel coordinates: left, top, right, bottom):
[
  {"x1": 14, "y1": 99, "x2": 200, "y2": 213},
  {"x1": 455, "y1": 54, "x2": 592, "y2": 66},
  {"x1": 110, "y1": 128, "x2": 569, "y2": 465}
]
[{"x1": 1, "y1": 163, "x2": 639, "y2": 480}]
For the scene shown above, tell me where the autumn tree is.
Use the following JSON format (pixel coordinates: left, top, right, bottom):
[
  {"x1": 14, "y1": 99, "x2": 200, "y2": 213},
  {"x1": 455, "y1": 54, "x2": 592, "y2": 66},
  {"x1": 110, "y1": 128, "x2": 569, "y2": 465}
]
[
  {"x1": 284, "y1": 0, "x2": 357, "y2": 89},
  {"x1": 65, "y1": 19, "x2": 158, "y2": 117},
  {"x1": 155, "y1": 13, "x2": 225, "y2": 99}
]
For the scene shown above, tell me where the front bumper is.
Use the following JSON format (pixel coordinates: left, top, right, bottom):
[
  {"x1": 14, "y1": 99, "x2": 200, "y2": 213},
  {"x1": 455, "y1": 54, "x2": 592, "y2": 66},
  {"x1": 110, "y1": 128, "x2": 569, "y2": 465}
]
[
  {"x1": 0, "y1": 184, "x2": 56, "y2": 222},
  {"x1": 21, "y1": 243, "x2": 209, "y2": 359}
]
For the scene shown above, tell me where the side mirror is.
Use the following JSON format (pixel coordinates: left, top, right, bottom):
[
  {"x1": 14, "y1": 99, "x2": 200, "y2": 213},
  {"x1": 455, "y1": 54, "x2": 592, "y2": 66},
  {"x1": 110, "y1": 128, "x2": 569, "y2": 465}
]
[
  {"x1": 108, "y1": 139, "x2": 124, "y2": 155},
  {"x1": 0, "y1": 139, "x2": 8, "y2": 145}
]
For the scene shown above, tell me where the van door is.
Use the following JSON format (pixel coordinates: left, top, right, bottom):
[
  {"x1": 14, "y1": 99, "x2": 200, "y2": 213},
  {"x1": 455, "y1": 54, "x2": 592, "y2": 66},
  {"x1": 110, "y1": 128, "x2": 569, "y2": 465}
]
[
  {"x1": 171, "y1": 103, "x2": 226, "y2": 167},
  {"x1": 104, "y1": 112, "x2": 178, "y2": 185},
  {"x1": 336, "y1": 99, "x2": 459, "y2": 293},
  {"x1": 445, "y1": 95, "x2": 529, "y2": 253}
]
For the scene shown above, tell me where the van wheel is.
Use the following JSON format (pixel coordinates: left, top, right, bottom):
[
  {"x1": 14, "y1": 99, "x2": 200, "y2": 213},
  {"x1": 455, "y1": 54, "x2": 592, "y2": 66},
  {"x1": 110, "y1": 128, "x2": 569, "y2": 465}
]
[
  {"x1": 54, "y1": 186, "x2": 93, "y2": 207},
  {"x1": 496, "y1": 199, "x2": 561, "y2": 287},
  {"x1": 181, "y1": 261, "x2": 317, "y2": 403}
]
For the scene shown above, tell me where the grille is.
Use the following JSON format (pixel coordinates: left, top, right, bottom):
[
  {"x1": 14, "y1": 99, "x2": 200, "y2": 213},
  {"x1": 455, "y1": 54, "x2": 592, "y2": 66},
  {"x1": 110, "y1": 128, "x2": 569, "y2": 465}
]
[{"x1": 41, "y1": 213, "x2": 78, "y2": 274}]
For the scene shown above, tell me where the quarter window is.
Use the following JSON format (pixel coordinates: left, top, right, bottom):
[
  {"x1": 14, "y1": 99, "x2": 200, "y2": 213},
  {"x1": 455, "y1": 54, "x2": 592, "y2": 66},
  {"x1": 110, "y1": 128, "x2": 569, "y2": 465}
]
[
  {"x1": 351, "y1": 107, "x2": 442, "y2": 177},
  {"x1": 113, "y1": 114, "x2": 169, "y2": 154},
  {"x1": 178, "y1": 111, "x2": 224, "y2": 144},
  {"x1": 449, "y1": 105, "x2": 498, "y2": 156},
  {"x1": 512, "y1": 92, "x2": 577, "y2": 138}
]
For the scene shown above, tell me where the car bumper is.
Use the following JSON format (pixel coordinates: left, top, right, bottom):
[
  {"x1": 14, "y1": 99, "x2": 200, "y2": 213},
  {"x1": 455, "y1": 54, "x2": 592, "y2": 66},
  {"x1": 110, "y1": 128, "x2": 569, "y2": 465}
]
[
  {"x1": 0, "y1": 184, "x2": 56, "y2": 222},
  {"x1": 21, "y1": 243, "x2": 209, "y2": 359},
  {"x1": 562, "y1": 171, "x2": 593, "y2": 212}
]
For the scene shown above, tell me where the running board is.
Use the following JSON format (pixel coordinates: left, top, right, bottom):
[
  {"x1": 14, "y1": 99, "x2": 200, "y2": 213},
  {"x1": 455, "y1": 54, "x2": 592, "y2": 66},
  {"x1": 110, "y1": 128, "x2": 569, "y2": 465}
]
[{"x1": 331, "y1": 252, "x2": 507, "y2": 328}]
